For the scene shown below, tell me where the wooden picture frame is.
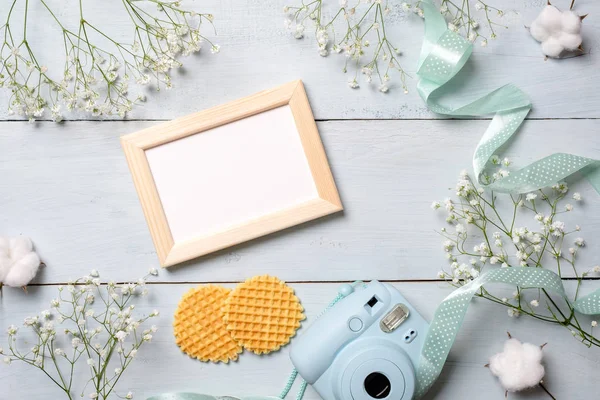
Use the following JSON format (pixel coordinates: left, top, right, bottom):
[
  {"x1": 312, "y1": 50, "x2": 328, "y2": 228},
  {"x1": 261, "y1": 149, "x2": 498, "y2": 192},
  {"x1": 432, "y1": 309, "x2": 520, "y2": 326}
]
[{"x1": 121, "y1": 80, "x2": 343, "y2": 267}]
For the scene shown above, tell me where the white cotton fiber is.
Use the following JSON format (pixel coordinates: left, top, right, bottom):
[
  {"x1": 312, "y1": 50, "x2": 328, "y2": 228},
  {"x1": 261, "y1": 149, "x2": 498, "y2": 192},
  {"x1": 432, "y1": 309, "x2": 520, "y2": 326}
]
[
  {"x1": 541, "y1": 37, "x2": 564, "y2": 58},
  {"x1": 561, "y1": 11, "x2": 582, "y2": 33},
  {"x1": 489, "y1": 338, "x2": 545, "y2": 392},
  {"x1": 529, "y1": 5, "x2": 584, "y2": 57},
  {"x1": 0, "y1": 236, "x2": 41, "y2": 287}
]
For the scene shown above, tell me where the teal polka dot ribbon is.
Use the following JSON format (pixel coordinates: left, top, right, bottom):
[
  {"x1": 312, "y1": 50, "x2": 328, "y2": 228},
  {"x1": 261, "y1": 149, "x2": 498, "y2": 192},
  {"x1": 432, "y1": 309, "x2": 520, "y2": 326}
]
[
  {"x1": 415, "y1": 267, "x2": 600, "y2": 398},
  {"x1": 417, "y1": 0, "x2": 600, "y2": 195}
]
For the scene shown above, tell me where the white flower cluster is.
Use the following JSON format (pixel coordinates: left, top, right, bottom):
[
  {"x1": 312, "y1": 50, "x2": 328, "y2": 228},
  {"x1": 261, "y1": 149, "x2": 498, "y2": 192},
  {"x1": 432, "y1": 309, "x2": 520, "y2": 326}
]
[
  {"x1": 0, "y1": 2, "x2": 219, "y2": 121},
  {"x1": 433, "y1": 169, "x2": 600, "y2": 348},
  {"x1": 2, "y1": 269, "x2": 159, "y2": 399},
  {"x1": 407, "y1": 1, "x2": 505, "y2": 47},
  {"x1": 434, "y1": 171, "x2": 587, "y2": 283},
  {"x1": 284, "y1": 1, "x2": 506, "y2": 92},
  {"x1": 285, "y1": 0, "x2": 406, "y2": 93}
]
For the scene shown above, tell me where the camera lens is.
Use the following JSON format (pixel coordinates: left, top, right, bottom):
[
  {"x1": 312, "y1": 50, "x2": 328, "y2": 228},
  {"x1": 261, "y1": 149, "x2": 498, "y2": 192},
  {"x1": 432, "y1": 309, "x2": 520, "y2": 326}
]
[{"x1": 364, "y1": 372, "x2": 391, "y2": 399}]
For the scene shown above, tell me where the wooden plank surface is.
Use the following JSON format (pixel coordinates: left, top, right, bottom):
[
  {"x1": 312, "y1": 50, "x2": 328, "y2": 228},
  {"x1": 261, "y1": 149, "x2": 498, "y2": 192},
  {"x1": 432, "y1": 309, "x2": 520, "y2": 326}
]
[
  {"x1": 2, "y1": 0, "x2": 600, "y2": 399},
  {"x1": 0, "y1": 0, "x2": 598, "y2": 121},
  {"x1": 0, "y1": 282, "x2": 596, "y2": 400},
  {"x1": 1, "y1": 119, "x2": 598, "y2": 283}
]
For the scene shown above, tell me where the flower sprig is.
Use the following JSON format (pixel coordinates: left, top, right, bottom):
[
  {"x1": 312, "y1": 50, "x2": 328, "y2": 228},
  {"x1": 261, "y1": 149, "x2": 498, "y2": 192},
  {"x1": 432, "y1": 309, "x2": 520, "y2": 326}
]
[
  {"x1": 284, "y1": 0, "x2": 407, "y2": 93},
  {"x1": 2, "y1": 269, "x2": 160, "y2": 399},
  {"x1": 412, "y1": 1, "x2": 507, "y2": 47},
  {"x1": 0, "y1": 0, "x2": 219, "y2": 122},
  {"x1": 433, "y1": 166, "x2": 600, "y2": 348},
  {"x1": 284, "y1": 1, "x2": 505, "y2": 92}
]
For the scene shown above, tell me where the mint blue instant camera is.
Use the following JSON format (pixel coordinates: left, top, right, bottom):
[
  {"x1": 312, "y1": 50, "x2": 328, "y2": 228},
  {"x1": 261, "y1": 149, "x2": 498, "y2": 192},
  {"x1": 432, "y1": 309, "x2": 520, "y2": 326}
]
[{"x1": 290, "y1": 281, "x2": 429, "y2": 400}]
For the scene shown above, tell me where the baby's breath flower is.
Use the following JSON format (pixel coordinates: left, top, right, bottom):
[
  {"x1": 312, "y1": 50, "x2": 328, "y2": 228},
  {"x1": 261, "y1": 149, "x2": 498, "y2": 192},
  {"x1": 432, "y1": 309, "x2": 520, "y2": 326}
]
[
  {"x1": 1, "y1": 2, "x2": 218, "y2": 120},
  {"x1": 573, "y1": 192, "x2": 582, "y2": 201},
  {"x1": 530, "y1": 300, "x2": 539, "y2": 307},
  {"x1": 507, "y1": 308, "x2": 520, "y2": 318},
  {"x1": 433, "y1": 170, "x2": 596, "y2": 347}
]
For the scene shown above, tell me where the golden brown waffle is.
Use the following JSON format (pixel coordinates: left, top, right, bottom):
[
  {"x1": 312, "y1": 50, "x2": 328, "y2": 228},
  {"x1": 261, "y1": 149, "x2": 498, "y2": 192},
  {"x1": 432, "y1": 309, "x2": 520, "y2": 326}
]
[
  {"x1": 223, "y1": 275, "x2": 305, "y2": 355},
  {"x1": 173, "y1": 285, "x2": 242, "y2": 363}
]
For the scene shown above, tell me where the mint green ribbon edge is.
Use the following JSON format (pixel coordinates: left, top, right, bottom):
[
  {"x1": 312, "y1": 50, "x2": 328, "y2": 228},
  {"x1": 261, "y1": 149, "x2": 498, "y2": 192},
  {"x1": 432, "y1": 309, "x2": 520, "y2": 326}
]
[{"x1": 416, "y1": 0, "x2": 600, "y2": 195}]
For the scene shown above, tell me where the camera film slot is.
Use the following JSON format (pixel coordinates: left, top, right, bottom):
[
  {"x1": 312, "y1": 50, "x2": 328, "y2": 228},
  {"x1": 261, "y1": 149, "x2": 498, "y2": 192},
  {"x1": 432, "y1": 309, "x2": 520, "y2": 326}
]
[{"x1": 380, "y1": 304, "x2": 410, "y2": 333}]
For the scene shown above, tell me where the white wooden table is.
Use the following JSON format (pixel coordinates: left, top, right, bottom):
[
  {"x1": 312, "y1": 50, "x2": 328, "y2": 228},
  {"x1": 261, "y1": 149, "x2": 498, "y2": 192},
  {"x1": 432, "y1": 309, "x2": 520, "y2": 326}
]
[{"x1": 1, "y1": 1, "x2": 600, "y2": 399}]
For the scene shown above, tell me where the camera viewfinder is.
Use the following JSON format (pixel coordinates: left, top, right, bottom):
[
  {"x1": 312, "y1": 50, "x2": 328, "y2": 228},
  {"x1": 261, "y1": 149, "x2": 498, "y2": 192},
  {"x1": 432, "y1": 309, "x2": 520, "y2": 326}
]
[{"x1": 367, "y1": 296, "x2": 378, "y2": 307}]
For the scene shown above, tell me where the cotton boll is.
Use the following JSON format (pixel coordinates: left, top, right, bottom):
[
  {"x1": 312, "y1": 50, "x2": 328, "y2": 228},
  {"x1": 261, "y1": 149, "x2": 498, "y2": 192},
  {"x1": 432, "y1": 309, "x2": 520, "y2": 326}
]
[
  {"x1": 10, "y1": 236, "x2": 34, "y2": 260},
  {"x1": 538, "y1": 5, "x2": 563, "y2": 32},
  {"x1": 561, "y1": 10, "x2": 582, "y2": 34},
  {"x1": 0, "y1": 236, "x2": 10, "y2": 281},
  {"x1": 529, "y1": 4, "x2": 584, "y2": 58},
  {"x1": 559, "y1": 32, "x2": 583, "y2": 51},
  {"x1": 489, "y1": 338, "x2": 545, "y2": 392},
  {"x1": 541, "y1": 37, "x2": 564, "y2": 58},
  {"x1": 0, "y1": 235, "x2": 41, "y2": 287},
  {"x1": 529, "y1": 20, "x2": 550, "y2": 42},
  {"x1": 3, "y1": 252, "x2": 41, "y2": 287}
]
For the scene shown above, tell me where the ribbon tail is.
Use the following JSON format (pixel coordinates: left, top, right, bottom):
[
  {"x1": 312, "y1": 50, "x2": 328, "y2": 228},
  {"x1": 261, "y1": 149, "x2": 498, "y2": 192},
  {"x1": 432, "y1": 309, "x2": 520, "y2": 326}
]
[
  {"x1": 415, "y1": 267, "x2": 571, "y2": 398},
  {"x1": 415, "y1": 2, "x2": 600, "y2": 196}
]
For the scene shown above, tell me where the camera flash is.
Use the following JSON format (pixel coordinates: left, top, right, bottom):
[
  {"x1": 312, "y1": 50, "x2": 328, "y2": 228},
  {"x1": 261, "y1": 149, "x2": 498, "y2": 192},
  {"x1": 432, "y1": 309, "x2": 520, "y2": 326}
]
[{"x1": 380, "y1": 304, "x2": 410, "y2": 333}]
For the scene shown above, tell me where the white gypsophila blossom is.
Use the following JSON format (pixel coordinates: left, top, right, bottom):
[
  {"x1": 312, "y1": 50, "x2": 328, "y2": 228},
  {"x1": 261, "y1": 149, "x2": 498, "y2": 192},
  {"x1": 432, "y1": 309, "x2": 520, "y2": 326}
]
[
  {"x1": 507, "y1": 308, "x2": 520, "y2": 318},
  {"x1": 3, "y1": 270, "x2": 158, "y2": 398},
  {"x1": 284, "y1": 0, "x2": 506, "y2": 92},
  {"x1": 115, "y1": 331, "x2": 128, "y2": 342},
  {"x1": 433, "y1": 170, "x2": 598, "y2": 347},
  {"x1": 0, "y1": 3, "x2": 219, "y2": 121},
  {"x1": 530, "y1": 300, "x2": 539, "y2": 307},
  {"x1": 573, "y1": 192, "x2": 582, "y2": 201}
]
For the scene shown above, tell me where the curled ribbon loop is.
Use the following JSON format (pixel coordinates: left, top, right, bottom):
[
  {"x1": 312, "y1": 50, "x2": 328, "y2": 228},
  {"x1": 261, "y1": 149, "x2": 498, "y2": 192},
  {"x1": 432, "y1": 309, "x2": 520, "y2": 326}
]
[{"x1": 416, "y1": 0, "x2": 600, "y2": 195}]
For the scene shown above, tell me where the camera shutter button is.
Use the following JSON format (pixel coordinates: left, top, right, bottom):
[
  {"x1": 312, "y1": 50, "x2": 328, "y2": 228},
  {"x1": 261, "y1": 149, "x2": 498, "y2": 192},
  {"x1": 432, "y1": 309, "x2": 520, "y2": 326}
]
[{"x1": 348, "y1": 317, "x2": 363, "y2": 332}]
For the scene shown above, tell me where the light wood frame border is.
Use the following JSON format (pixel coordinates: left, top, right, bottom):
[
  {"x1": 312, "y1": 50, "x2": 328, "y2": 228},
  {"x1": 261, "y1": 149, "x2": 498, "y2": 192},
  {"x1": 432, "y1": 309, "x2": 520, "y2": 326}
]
[{"x1": 121, "y1": 80, "x2": 343, "y2": 267}]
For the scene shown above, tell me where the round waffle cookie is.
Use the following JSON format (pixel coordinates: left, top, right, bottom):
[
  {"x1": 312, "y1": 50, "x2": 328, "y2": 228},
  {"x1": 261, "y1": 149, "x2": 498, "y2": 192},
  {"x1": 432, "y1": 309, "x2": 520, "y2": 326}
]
[
  {"x1": 223, "y1": 275, "x2": 305, "y2": 355},
  {"x1": 173, "y1": 285, "x2": 242, "y2": 363}
]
